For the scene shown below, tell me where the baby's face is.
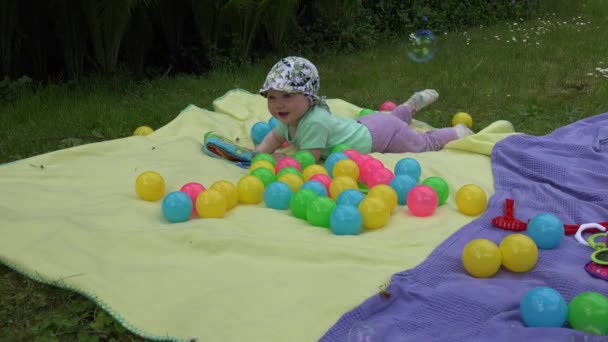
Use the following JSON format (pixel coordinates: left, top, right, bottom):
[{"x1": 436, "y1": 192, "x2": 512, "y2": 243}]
[{"x1": 266, "y1": 89, "x2": 311, "y2": 126}]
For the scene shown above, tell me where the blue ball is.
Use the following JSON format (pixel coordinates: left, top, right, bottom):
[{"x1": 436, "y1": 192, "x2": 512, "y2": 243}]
[
  {"x1": 520, "y1": 286, "x2": 568, "y2": 328},
  {"x1": 394, "y1": 158, "x2": 421, "y2": 182},
  {"x1": 527, "y1": 213, "x2": 564, "y2": 249},
  {"x1": 390, "y1": 175, "x2": 418, "y2": 205},
  {"x1": 162, "y1": 191, "x2": 193, "y2": 223},
  {"x1": 268, "y1": 117, "x2": 279, "y2": 129},
  {"x1": 336, "y1": 189, "x2": 366, "y2": 207},
  {"x1": 263, "y1": 181, "x2": 293, "y2": 210},
  {"x1": 330, "y1": 205, "x2": 363, "y2": 235},
  {"x1": 301, "y1": 180, "x2": 328, "y2": 197},
  {"x1": 251, "y1": 122, "x2": 272, "y2": 145},
  {"x1": 324, "y1": 152, "x2": 349, "y2": 177}
]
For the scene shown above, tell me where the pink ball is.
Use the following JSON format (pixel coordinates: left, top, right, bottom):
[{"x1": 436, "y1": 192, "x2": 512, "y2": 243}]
[
  {"x1": 359, "y1": 158, "x2": 384, "y2": 183},
  {"x1": 309, "y1": 174, "x2": 332, "y2": 194},
  {"x1": 366, "y1": 167, "x2": 394, "y2": 188},
  {"x1": 276, "y1": 156, "x2": 302, "y2": 173},
  {"x1": 406, "y1": 185, "x2": 438, "y2": 217},
  {"x1": 379, "y1": 101, "x2": 397, "y2": 111},
  {"x1": 342, "y1": 149, "x2": 360, "y2": 160},
  {"x1": 180, "y1": 182, "x2": 206, "y2": 214},
  {"x1": 355, "y1": 154, "x2": 374, "y2": 168}
]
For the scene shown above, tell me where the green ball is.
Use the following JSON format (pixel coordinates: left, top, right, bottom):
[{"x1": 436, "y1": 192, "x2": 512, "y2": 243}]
[
  {"x1": 306, "y1": 196, "x2": 337, "y2": 228},
  {"x1": 290, "y1": 189, "x2": 318, "y2": 220},
  {"x1": 277, "y1": 167, "x2": 302, "y2": 179},
  {"x1": 358, "y1": 108, "x2": 375, "y2": 117},
  {"x1": 568, "y1": 292, "x2": 608, "y2": 335},
  {"x1": 252, "y1": 153, "x2": 276, "y2": 167},
  {"x1": 293, "y1": 150, "x2": 317, "y2": 170},
  {"x1": 330, "y1": 144, "x2": 351, "y2": 154},
  {"x1": 421, "y1": 176, "x2": 449, "y2": 206},
  {"x1": 250, "y1": 167, "x2": 277, "y2": 187}
]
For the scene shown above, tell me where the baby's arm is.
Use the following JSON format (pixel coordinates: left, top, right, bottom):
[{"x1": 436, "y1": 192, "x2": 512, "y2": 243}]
[{"x1": 253, "y1": 130, "x2": 286, "y2": 155}]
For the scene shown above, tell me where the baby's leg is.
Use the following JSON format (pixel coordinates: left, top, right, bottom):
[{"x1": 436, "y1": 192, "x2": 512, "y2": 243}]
[{"x1": 387, "y1": 89, "x2": 439, "y2": 125}]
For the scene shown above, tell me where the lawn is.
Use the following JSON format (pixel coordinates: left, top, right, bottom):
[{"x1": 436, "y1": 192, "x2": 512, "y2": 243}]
[{"x1": 1, "y1": 1, "x2": 607, "y2": 340}]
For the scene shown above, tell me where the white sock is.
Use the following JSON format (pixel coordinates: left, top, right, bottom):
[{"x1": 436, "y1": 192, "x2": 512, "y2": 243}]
[
  {"x1": 454, "y1": 123, "x2": 474, "y2": 138},
  {"x1": 404, "y1": 89, "x2": 439, "y2": 111}
]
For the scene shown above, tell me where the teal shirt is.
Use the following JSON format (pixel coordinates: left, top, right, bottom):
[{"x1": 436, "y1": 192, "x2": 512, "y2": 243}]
[{"x1": 274, "y1": 105, "x2": 373, "y2": 159}]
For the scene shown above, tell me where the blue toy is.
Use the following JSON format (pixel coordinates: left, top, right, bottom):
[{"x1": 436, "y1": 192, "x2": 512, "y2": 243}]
[
  {"x1": 390, "y1": 174, "x2": 418, "y2": 205},
  {"x1": 330, "y1": 205, "x2": 363, "y2": 235},
  {"x1": 251, "y1": 122, "x2": 272, "y2": 145},
  {"x1": 336, "y1": 189, "x2": 366, "y2": 207},
  {"x1": 162, "y1": 191, "x2": 193, "y2": 223},
  {"x1": 263, "y1": 181, "x2": 293, "y2": 210},
  {"x1": 301, "y1": 180, "x2": 328, "y2": 197},
  {"x1": 527, "y1": 213, "x2": 564, "y2": 249},
  {"x1": 394, "y1": 157, "x2": 421, "y2": 182},
  {"x1": 268, "y1": 117, "x2": 279, "y2": 129},
  {"x1": 324, "y1": 152, "x2": 349, "y2": 178},
  {"x1": 520, "y1": 286, "x2": 568, "y2": 328}
]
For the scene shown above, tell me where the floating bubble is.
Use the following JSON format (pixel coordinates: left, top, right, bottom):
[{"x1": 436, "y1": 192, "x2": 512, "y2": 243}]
[{"x1": 406, "y1": 29, "x2": 437, "y2": 63}]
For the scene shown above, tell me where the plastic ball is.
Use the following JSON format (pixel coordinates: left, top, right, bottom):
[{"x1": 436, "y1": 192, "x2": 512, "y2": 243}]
[
  {"x1": 251, "y1": 153, "x2": 277, "y2": 167},
  {"x1": 499, "y1": 233, "x2": 538, "y2": 273},
  {"x1": 421, "y1": 176, "x2": 449, "y2": 206},
  {"x1": 276, "y1": 156, "x2": 302, "y2": 173},
  {"x1": 330, "y1": 144, "x2": 351, "y2": 154},
  {"x1": 309, "y1": 174, "x2": 332, "y2": 194},
  {"x1": 236, "y1": 175, "x2": 265, "y2": 204},
  {"x1": 251, "y1": 122, "x2": 272, "y2": 145},
  {"x1": 263, "y1": 181, "x2": 293, "y2": 210},
  {"x1": 277, "y1": 166, "x2": 302, "y2": 179},
  {"x1": 179, "y1": 182, "x2": 206, "y2": 214},
  {"x1": 452, "y1": 112, "x2": 473, "y2": 128},
  {"x1": 210, "y1": 180, "x2": 238, "y2": 210},
  {"x1": 394, "y1": 158, "x2": 421, "y2": 182},
  {"x1": 520, "y1": 287, "x2": 568, "y2": 328},
  {"x1": 359, "y1": 159, "x2": 384, "y2": 184},
  {"x1": 341, "y1": 149, "x2": 360, "y2": 160},
  {"x1": 336, "y1": 189, "x2": 366, "y2": 207},
  {"x1": 568, "y1": 292, "x2": 608, "y2": 335},
  {"x1": 455, "y1": 184, "x2": 487, "y2": 216},
  {"x1": 306, "y1": 196, "x2": 337, "y2": 228},
  {"x1": 301, "y1": 180, "x2": 328, "y2": 197},
  {"x1": 250, "y1": 167, "x2": 276, "y2": 187},
  {"x1": 389, "y1": 175, "x2": 417, "y2": 205},
  {"x1": 527, "y1": 213, "x2": 564, "y2": 249},
  {"x1": 195, "y1": 189, "x2": 227, "y2": 218},
  {"x1": 302, "y1": 164, "x2": 328, "y2": 181},
  {"x1": 367, "y1": 184, "x2": 398, "y2": 212},
  {"x1": 406, "y1": 185, "x2": 438, "y2": 217},
  {"x1": 366, "y1": 167, "x2": 394, "y2": 188},
  {"x1": 135, "y1": 171, "x2": 165, "y2": 201},
  {"x1": 293, "y1": 150, "x2": 316, "y2": 171},
  {"x1": 461, "y1": 239, "x2": 502, "y2": 278},
  {"x1": 162, "y1": 191, "x2": 193, "y2": 223},
  {"x1": 277, "y1": 173, "x2": 303, "y2": 192},
  {"x1": 358, "y1": 197, "x2": 390, "y2": 230},
  {"x1": 324, "y1": 152, "x2": 349, "y2": 177},
  {"x1": 133, "y1": 126, "x2": 154, "y2": 136},
  {"x1": 329, "y1": 176, "x2": 359, "y2": 199},
  {"x1": 268, "y1": 116, "x2": 279, "y2": 129},
  {"x1": 249, "y1": 160, "x2": 276, "y2": 175},
  {"x1": 379, "y1": 101, "x2": 397, "y2": 111},
  {"x1": 330, "y1": 205, "x2": 363, "y2": 235},
  {"x1": 290, "y1": 189, "x2": 318, "y2": 220},
  {"x1": 358, "y1": 108, "x2": 375, "y2": 117},
  {"x1": 332, "y1": 159, "x2": 360, "y2": 181}
]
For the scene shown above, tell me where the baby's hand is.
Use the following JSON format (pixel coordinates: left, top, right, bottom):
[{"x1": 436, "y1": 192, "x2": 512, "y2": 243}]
[{"x1": 272, "y1": 152, "x2": 287, "y2": 161}]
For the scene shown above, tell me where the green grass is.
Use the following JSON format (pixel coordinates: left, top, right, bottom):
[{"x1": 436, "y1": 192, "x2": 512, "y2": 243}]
[{"x1": 1, "y1": 1, "x2": 608, "y2": 340}]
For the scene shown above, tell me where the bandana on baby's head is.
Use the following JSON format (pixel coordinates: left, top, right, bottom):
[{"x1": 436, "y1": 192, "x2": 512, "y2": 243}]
[{"x1": 259, "y1": 56, "x2": 328, "y2": 109}]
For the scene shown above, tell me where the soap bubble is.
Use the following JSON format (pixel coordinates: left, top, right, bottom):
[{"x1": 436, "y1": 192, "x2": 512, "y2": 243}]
[
  {"x1": 348, "y1": 321, "x2": 377, "y2": 342},
  {"x1": 406, "y1": 29, "x2": 437, "y2": 63}
]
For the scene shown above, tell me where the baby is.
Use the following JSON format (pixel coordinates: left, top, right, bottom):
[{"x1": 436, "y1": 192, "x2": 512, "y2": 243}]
[{"x1": 254, "y1": 56, "x2": 473, "y2": 161}]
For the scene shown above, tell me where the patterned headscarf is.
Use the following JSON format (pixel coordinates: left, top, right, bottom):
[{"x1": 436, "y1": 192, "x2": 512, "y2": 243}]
[{"x1": 259, "y1": 56, "x2": 329, "y2": 109}]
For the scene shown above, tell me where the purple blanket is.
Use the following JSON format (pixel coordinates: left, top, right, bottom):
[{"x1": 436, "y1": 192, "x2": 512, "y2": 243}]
[{"x1": 321, "y1": 113, "x2": 608, "y2": 342}]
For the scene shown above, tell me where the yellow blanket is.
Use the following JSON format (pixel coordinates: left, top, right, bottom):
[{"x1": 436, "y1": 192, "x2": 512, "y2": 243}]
[{"x1": 0, "y1": 89, "x2": 516, "y2": 341}]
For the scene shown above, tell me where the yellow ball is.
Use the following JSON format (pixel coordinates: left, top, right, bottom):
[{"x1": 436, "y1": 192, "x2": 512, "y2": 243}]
[
  {"x1": 358, "y1": 197, "x2": 390, "y2": 230},
  {"x1": 133, "y1": 126, "x2": 154, "y2": 136},
  {"x1": 237, "y1": 175, "x2": 265, "y2": 204},
  {"x1": 195, "y1": 189, "x2": 227, "y2": 218},
  {"x1": 277, "y1": 173, "x2": 304, "y2": 192},
  {"x1": 367, "y1": 184, "x2": 398, "y2": 212},
  {"x1": 210, "y1": 180, "x2": 238, "y2": 210},
  {"x1": 332, "y1": 159, "x2": 360, "y2": 181},
  {"x1": 329, "y1": 175, "x2": 359, "y2": 199},
  {"x1": 455, "y1": 184, "x2": 488, "y2": 216},
  {"x1": 249, "y1": 160, "x2": 276, "y2": 175},
  {"x1": 452, "y1": 112, "x2": 473, "y2": 128},
  {"x1": 462, "y1": 239, "x2": 502, "y2": 278},
  {"x1": 302, "y1": 164, "x2": 328, "y2": 181},
  {"x1": 135, "y1": 171, "x2": 165, "y2": 201},
  {"x1": 499, "y1": 234, "x2": 538, "y2": 273}
]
